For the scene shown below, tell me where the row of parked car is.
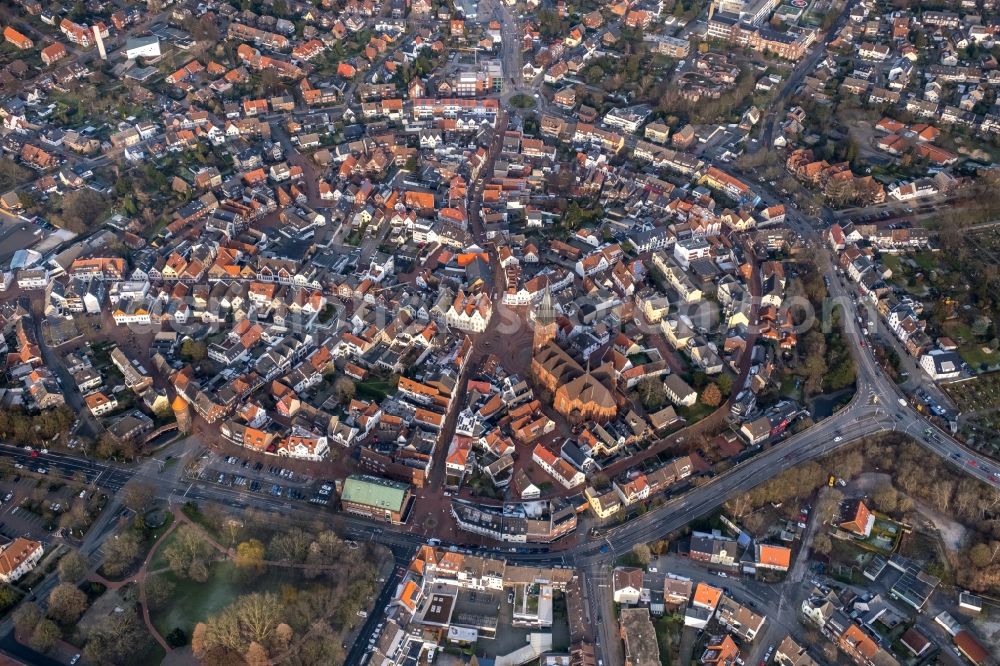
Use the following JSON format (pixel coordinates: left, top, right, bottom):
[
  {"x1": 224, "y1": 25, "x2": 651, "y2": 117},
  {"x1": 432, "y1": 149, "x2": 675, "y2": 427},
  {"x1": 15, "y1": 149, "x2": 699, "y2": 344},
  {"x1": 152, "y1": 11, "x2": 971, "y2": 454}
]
[
  {"x1": 203, "y1": 467, "x2": 333, "y2": 504},
  {"x1": 222, "y1": 455, "x2": 306, "y2": 482}
]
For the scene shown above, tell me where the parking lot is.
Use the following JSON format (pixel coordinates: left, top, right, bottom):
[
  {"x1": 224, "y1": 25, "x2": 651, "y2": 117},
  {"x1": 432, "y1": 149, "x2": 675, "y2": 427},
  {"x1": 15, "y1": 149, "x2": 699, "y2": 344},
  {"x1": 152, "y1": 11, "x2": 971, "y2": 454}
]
[
  {"x1": 188, "y1": 452, "x2": 333, "y2": 505},
  {"x1": 0, "y1": 468, "x2": 105, "y2": 545}
]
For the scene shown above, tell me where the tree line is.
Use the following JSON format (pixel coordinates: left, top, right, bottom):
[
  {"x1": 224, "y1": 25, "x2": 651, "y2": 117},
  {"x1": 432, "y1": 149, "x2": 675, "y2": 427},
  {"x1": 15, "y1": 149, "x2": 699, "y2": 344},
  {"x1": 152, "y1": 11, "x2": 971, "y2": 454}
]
[{"x1": 0, "y1": 406, "x2": 75, "y2": 447}]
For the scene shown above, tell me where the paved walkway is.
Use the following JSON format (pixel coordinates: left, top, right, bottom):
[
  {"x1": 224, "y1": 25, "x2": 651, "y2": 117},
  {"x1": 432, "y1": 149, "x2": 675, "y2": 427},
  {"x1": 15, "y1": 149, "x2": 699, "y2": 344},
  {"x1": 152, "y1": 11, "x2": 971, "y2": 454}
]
[
  {"x1": 85, "y1": 508, "x2": 184, "y2": 651},
  {"x1": 138, "y1": 513, "x2": 182, "y2": 652}
]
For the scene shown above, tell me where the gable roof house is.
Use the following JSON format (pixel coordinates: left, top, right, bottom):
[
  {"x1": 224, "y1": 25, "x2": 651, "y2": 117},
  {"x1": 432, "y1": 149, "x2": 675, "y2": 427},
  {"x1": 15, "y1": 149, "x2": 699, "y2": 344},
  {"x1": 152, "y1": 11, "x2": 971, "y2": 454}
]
[
  {"x1": 0, "y1": 538, "x2": 44, "y2": 583},
  {"x1": 755, "y1": 544, "x2": 792, "y2": 571},
  {"x1": 613, "y1": 567, "x2": 645, "y2": 604},
  {"x1": 716, "y1": 596, "x2": 766, "y2": 642},
  {"x1": 839, "y1": 500, "x2": 875, "y2": 538},
  {"x1": 3, "y1": 27, "x2": 33, "y2": 49}
]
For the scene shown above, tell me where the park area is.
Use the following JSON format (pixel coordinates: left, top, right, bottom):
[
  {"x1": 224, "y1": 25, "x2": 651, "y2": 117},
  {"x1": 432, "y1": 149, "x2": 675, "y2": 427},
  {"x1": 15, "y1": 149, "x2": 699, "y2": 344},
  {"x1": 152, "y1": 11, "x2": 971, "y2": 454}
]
[
  {"x1": 137, "y1": 501, "x2": 389, "y2": 664},
  {"x1": 148, "y1": 556, "x2": 305, "y2": 640},
  {"x1": 5, "y1": 490, "x2": 392, "y2": 666}
]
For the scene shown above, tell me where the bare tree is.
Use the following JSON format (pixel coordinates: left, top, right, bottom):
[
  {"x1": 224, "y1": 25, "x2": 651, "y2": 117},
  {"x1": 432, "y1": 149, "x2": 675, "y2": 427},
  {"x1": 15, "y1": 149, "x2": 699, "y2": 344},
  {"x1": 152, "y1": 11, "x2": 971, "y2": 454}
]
[
  {"x1": 245, "y1": 642, "x2": 270, "y2": 666},
  {"x1": 930, "y1": 478, "x2": 955, "y2": 512},
  {"x1": 58, "y1": 550, "x2": 88, "y2": 582},
  {"x1": 632, "y1": 543, "x2": 652, "y2": 566},
  {"x1": 871, "y1": 484, "x2": 898, "y2": 513},
  {"x1": 814, "y1": 488, "x2": 844, "y2": 524},
  {"x1": 122, "y1": 482, "x2": 155, "y2": 513},
  {"x1": 29, "y1": 619, "x2": 61, "y2": 653},
  {"x1": 235, "y1": 540, "x2": 266, "y2": 577},
  {"x1": 333, "y1": 377, "x2": 357, "y2": 404},
  {"x1": 203, "y1": 592, "x2": 283, "y2": 655},
  {"x1": 47, "y1": 583, "x2": 88, "y2": 624},
  {"x1": 12, "y1": 602, "x2": 42, "y2": 634},
  {"x1": 268, "y1": 528, "x2": 311, "y2": 563},
  {"x1": 164, "y1": 524, "x2": 214, "y2": 582},
  {"x1": 222, "y1": 518, "x2": 244, "y2": 548},
  {"x1": 83, "y1": 609, "x2": 148, "y2": 664},
  {"x1": 145, "y1": 575, "x2": 176, "y2": 611},
  {"x1": 725, "y1": 493, "x2": 754, "y2": 518},
  {"x1": 812, "y1": 533, "x2": 833, "y2": 556},
  {"x1": 102, "y1": 532, "x2": 141, "y2": 577}
]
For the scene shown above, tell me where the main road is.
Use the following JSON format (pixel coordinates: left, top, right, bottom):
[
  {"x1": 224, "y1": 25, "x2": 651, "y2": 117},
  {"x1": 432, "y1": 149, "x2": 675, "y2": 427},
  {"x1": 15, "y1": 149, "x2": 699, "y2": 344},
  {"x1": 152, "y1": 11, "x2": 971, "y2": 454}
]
[
  {"x1": 5, "y1": 340, "x2": 995, "y2": 560},
  {"x1": 755, "y1": 0, "x2": 855, "y2": 152}
]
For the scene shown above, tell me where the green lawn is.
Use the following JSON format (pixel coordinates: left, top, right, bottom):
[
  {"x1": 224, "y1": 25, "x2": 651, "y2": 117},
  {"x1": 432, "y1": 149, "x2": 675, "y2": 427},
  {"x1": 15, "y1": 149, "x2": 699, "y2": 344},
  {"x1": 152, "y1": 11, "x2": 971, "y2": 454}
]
[
  {"x1": 179, "y1": 503, "x2": 225, "y2": 541},
  {"x1": 510, "y1": 93, "x2": 536, "y2": 109},
  {"x1": 941, "y1": 321, "x2": 998, "y2": 369},
  {"x1": 828, "y1": 539, "x2": 868, "y2": 584},
  {"x1": 779, "y1": 374, "x2": 803, "y2": 400},
  {"x1": 911, "y1": 251, "x2": 937, "y2": 272},
  {"x1": 880, "y1": 254, "x2": 904, "y2": 283},
  {"x1": 148, "y1": 515, "x2": 309, "y2": 638},
  {"x1": 957, "y1": 344, "x2": 998, "y2": 370},
  {"x1": 942, "y1": 320, "x2": 974, "y2": 342},
  {"x1": 149, "y1": 562, "x2": 301, "y2": 638},
  {"x1": 356, "y1": 378, "x2": 396, "y2": 401},
  {"x1": 148, "y1": 523, "x2": 184, "y2": 573},
  {"x1": 141, "y1": 511, "x2": 175, "y2": 555},
  {"x1": 678, "y1": 401, "x2": 714, "y2": 423},
  {"x1": 654, "y1": 615, "x2": 685, "y2": 666},
  {"x1": 149, "y1": 563, "x2": 243, "y2": 638},
  {"x1": 628, "y1": 352, "x2": 653, "y2": 366}
]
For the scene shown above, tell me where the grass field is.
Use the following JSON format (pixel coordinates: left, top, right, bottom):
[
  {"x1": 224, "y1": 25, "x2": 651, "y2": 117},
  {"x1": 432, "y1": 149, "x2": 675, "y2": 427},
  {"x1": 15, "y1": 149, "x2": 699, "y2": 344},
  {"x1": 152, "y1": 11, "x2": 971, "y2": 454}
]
[
  {"x1": 356, "y1": 378, "x2": 396, "y2": 401},
  {"x1": 881, "y1": 254, "x2": 903, "y2": 282},
  {"x1": 941, "y1": 320, "x2": 973, "y2": 344},
  {"x1": 779, "y1": 374, "x2": 803, "y2": 401},
  {"x1": 828, "y1": 539, "x2": 868, "y2": 584},
  {"x1": 148, "y1": 525, "x2": 184, "y2": 573},
  {"x1": 941, "y1": 321, "x2": 998, "y2": 369},
  {"x1": 962, "y1": 347, "x2": 998, "y2": 369},
  {"x1": 911, "y1": 251, "x2": 937, "y2": 272},
  {"x1": 149, "y1": 562, "x2": 300, "y2": 638},
  {"x1": 678, "y1": 401, "x2": 715, "y2": 424},
  {"x1": 149, "y1": 563, "x2": 242, "y2": 638}
]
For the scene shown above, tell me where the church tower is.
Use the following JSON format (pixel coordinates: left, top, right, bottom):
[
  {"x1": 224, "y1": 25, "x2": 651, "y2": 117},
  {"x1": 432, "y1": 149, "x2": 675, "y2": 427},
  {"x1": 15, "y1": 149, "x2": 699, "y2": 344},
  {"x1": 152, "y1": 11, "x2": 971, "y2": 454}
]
[
  {"x1": 533, "y1": 286, "x2": 558, "y2": 352},
  {"x1": 172, "y1": 393, "x2": 192, "y2": 434}
]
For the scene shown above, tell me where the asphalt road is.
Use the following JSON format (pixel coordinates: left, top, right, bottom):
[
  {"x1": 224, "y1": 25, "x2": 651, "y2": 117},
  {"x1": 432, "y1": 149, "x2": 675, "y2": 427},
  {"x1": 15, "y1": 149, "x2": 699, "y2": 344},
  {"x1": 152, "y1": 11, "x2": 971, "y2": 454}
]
[
  {"x1": 3, "y1": 361, "x2": 996, "y2": 564},
  {"x1": 343, "y1": 552, "x2": 410, "y2": 666},
  {"x1": 0, "y1": 444, "x2": 132, "y2": 492},
  {"x1": 756, "y1": 0, "x2": 855, "y2": 151}
]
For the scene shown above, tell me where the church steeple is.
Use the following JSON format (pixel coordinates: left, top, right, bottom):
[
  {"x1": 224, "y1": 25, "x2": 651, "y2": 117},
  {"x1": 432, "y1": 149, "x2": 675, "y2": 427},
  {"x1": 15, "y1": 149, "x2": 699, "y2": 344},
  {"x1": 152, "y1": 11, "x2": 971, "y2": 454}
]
[{"x1": 533, "y1": 285, "x2": 558, "y2": 352}]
